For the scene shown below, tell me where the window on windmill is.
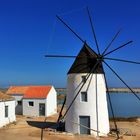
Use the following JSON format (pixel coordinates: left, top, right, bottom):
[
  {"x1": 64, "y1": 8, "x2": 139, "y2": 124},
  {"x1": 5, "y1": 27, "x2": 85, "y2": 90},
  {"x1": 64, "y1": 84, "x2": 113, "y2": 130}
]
[
  {"x1": 17, "y1": 100, "x2": 22, "y2": 105},
  {"x1": 81, "y1": 92, "x2": 88, "y2": 102},
  {"x1": 5, "y1": 106, "x2": 8, "y2": 118},
  {"x1": 29, "y1": 101, "x2": 34, "y2": 106},
  {"x1": 81, "y1": 76, "x2": 86, "y2": 83}
]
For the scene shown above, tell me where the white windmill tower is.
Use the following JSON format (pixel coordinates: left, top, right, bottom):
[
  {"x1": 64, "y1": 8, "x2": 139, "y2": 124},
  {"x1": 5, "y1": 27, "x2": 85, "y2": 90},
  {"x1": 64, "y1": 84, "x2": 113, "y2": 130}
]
[{"x1": 65, "y1": 43, "x2": 109, "y2": 136}]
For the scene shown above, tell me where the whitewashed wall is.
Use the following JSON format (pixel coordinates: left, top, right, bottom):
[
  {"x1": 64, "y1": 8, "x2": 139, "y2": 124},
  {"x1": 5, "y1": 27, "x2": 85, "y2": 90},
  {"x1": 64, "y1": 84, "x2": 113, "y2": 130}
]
[
  {"x1": 65, "y1": 73, "x2": 110, "y2": 136},
  {"x1": 46, "y1": 86, "x2": 57, "y2": 116},
  {"x1": 23, "y1": 98, "x2": 46, "y2": 116},
  {"x1": 11, "y1": 94, "x2": 23, "y2": 115},
  {"x1": 23, "y1": 87, "x2": 57, "y2": 117},
  {"x1": 0, "y1": 100, "x2": 16, "y2": 127}
]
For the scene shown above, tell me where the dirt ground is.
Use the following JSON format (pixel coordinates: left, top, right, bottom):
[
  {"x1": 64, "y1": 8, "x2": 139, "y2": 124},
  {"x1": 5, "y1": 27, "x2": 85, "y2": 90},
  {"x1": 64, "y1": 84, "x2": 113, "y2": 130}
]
[{"x1": 0, "y1": 108, "x2": 140, "y2": 140}]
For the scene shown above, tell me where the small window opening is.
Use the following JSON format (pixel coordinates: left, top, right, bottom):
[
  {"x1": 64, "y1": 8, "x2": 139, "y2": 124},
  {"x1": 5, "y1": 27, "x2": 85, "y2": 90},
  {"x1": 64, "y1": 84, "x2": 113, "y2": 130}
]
[
  {"x1": 81, "y1": 76, "x2": 86, "y2": 83},
  {"x1": 29, "y1": 101, "x2": 34, "y2": 106},
  {"x1": 5, "y1": 106, "x2": 8, "y2": 117},
  {"x1": 81, "y1": 92, "x2": 88, "y2": 102},
  {"x1": 17, "y1": 101, "x2": 22, "y2": 105}
]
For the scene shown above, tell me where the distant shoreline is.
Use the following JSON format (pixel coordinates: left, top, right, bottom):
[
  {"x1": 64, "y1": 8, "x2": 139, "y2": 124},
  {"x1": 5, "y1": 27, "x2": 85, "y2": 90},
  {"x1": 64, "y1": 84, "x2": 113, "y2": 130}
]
[
  {"x1": 56, "y1": 88, "x2": 140, "y2": 93},
  {"x1": 1, "y1": 87, "x2": 140, "y2": 94}
]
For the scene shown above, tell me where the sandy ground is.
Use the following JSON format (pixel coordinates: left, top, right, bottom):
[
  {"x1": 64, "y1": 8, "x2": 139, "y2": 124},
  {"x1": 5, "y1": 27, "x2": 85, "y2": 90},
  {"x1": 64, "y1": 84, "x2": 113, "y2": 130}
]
[{"x1": 0, "y1": 107, "x2": 139, "y2": 140}]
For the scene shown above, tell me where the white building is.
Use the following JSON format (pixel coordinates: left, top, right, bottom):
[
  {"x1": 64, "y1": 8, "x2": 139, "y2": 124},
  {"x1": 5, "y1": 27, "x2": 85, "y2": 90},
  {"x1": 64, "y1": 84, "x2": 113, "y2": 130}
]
[
  {"x1": 65, "y1": 44, "x2": 110, "y2": 136},
  {"x1": 0, "y1": 92, "x2": 16, "y2": 127},
  {"x1": 7, "y1": 86, "x2": 57, "y2": 117}
]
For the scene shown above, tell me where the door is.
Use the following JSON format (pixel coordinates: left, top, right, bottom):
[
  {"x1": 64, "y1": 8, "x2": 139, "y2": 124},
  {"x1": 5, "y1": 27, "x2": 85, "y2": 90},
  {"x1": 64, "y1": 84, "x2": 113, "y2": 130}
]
[
  {"x1": 39, "y1": 103, "x2": 45, "y2": 116},
  {"x1": 79, "y1": 116, "x2": 90, "y2": 134}
]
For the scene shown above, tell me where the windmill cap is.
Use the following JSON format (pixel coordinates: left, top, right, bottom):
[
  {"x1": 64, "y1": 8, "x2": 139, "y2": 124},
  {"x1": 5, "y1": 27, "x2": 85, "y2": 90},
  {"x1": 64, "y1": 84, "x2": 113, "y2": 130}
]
[{"x1": 67, "y1": 43, "x2": 104, "y2": 74}]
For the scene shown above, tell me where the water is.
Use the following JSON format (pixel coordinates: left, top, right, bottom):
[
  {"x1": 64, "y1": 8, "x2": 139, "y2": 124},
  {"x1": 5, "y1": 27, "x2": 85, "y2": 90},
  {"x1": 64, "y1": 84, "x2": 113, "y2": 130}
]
[
  {"x1": 57, "y1": 91, "x2": 140, "y2": 118},
  {"x1": 108, "y1": 93, "x2": 140, "y2": 117},
  {"x1": 57, "y1": 99, "x2": 65, "y2": 105}
]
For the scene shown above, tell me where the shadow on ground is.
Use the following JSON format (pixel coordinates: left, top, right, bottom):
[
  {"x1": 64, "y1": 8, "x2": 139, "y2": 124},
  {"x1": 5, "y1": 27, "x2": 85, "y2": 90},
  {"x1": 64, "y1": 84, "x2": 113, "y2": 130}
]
[{"x1": 27, "y1": 121, "x2": 58, "y2": 129}]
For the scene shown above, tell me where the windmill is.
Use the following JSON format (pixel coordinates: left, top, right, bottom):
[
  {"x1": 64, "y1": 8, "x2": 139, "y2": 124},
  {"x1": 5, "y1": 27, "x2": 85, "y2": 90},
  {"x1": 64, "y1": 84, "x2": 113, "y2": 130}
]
[{"x1": 45, "y1": 7, "x2": 140, "y2": 139}]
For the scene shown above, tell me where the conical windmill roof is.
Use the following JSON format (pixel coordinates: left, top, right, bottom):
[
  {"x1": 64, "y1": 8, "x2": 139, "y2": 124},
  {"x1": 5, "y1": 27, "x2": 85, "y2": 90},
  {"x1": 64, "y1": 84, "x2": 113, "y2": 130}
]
[{"x1": 68, "y1": 43, "x2": 103, "y2": 74}]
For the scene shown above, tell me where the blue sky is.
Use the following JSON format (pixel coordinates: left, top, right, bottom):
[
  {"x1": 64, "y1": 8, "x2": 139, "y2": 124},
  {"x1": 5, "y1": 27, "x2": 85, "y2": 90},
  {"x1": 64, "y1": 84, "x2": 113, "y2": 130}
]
[{"x1": 0, "y1": 0, "x2": 140, "y2": 88}]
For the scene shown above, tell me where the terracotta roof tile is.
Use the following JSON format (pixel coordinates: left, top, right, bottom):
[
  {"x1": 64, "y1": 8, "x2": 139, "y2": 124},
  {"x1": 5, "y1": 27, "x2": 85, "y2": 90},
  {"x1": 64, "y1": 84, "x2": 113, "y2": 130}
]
[
  {"x1": 7, "y1": 86, "x2": 29, "y2": 94},
  {"x1": 0, "y1": 92, "x2": 14, "y2": 101},
  {"x1": 7, "y1": 86, "x2": 53, "y2": 99},
  {"x1": 23, "y1": 86, "x2": 52, "y2": 99}
]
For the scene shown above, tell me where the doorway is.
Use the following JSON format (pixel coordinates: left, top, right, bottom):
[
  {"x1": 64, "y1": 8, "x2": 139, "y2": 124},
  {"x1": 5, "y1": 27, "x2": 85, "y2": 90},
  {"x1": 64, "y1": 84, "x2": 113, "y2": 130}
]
[
  {"x1": 39, "y1": 103, "x2": 45, "y2": 116},
  {"x1": 79, "y1": 116, "x2": 90, "y2": 134}
]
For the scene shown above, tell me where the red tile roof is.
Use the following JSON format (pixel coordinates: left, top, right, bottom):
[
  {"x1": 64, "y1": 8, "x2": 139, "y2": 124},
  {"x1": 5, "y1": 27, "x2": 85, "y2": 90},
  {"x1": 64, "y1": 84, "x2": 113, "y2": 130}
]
[
  {"x1": 7, "y1": 86, "x2": 29, "y2": 94},
  {"x1": 23, "y1": 86, "x2": 52, "y2": 99},
  {"x1": 7, "y1": 86, "x2": 52, "y2": 99},
  {"x1": 0, "y1": 91, "x2": 14, "y2": 101}
]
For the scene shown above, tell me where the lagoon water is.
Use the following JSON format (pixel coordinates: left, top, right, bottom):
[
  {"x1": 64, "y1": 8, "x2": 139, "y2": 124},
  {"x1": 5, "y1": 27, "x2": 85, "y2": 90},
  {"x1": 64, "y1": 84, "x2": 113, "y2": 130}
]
[
  {"x1": 108, "y1": 93, "x2": 140, "y2": 117},
  {"x1": 57, "y1": 92, "x2": 140, "y2": 118}
]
